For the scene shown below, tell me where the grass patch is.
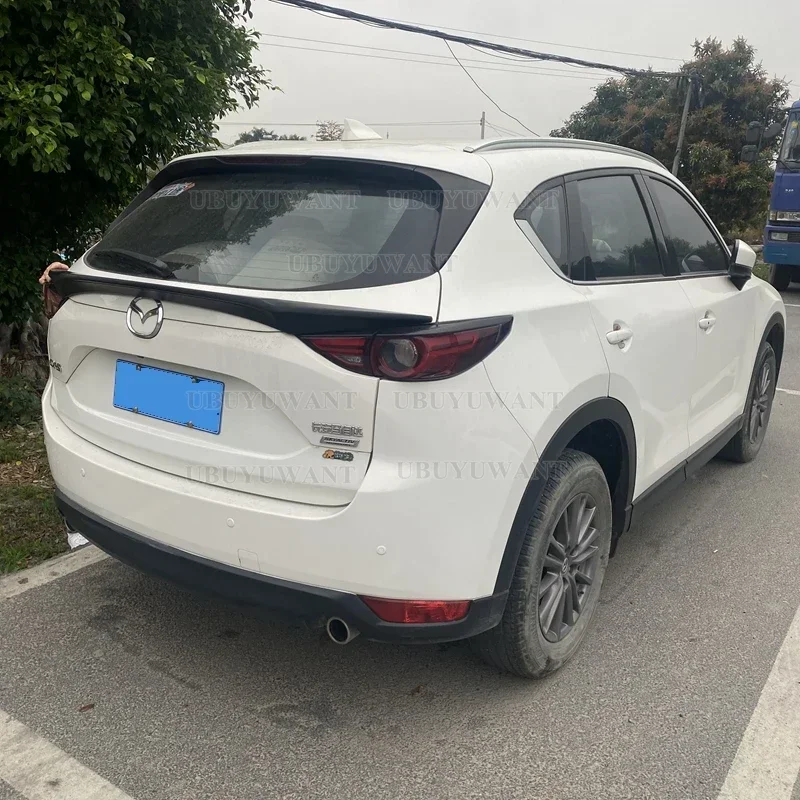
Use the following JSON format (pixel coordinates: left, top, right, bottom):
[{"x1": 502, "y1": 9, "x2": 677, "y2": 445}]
[
  {"x1": 0, "y1": 439, "x2": 23, "y2": 463},
  {"x1": 753, "y1": 260, "x2": 769, "y2": 281},
  {"x1": 0, "y1": 375, "x2": 41, "y2": 428},
  {"x1": 0, "y1": 423, "x2": 67, "y2": 574},
  {"x1": 0, "y1": 486, "x2": 65, "y2": 573}
]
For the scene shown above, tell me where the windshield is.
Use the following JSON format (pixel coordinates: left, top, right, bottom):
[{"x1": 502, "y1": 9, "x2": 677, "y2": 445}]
[
  {"x1": 87, "y1": 165, "x2": 455, "y2": 291},
  {"x1": 780, "y1": 112, "x2": 800, "y2": 163}
]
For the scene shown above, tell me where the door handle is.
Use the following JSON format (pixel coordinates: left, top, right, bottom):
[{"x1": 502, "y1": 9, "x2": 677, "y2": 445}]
[
  {"x1": 606, "y1": 326, "x2": 633, "y2": 346},
  {"x1": 699, "y1": 312, "x2": 716, "y2": 331}
]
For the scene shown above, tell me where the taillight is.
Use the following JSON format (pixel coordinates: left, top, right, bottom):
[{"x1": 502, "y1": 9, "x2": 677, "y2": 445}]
[
  {"x1": 301, "y1": 335, "x2": 372, "y2": 374},
  {"x1": 302, "y1": 317, "x2": 511, "y2": 381},
  {"x1": 361, "y1": 597, "x2": 471, "y2": 624}
]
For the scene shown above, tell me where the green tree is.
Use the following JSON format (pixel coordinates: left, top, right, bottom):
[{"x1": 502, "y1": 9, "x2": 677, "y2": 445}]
[
  {"x1": 234, "y1": 127, "x2": 306, "y2": 144},
  {"x1": 0, "y1": 0, "x2": 275, "y2": 334},
  {"x1": 315, "y1": 120, "x2": 343, "y2": 141},
  {"x1": 552, "y1": 38, "x2": 790, "y2": 238}
]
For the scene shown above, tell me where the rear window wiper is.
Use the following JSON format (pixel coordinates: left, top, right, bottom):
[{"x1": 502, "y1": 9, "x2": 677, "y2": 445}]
[{"x1": 90, "y1": 248, "x2": 176, "y2": 279}]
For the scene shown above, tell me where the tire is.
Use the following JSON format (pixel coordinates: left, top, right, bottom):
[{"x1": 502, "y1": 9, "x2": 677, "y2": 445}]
[
  {"x1": 470, "y1": 449, "x2": 612, "y2": 679},
  {"x1": 768, "y1": 264, "x2": 791, "y2": 292},
  {"x1": 718, "y1": 342, "x2": 777, "y2": 463}
]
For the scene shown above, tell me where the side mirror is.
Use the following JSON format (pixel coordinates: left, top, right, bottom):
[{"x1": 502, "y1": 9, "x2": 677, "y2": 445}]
[{"x1": 729, "y1": 239, "x2": 756, "y2": 290}]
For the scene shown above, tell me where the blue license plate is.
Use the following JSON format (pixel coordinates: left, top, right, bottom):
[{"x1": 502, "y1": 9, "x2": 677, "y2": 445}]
[{"x1": 113, "y1": 360, "x2": 224, "y2": 434}]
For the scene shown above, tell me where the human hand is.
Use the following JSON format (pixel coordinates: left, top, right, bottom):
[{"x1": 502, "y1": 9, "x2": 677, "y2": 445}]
[{"x1": 39, "y1": 261, "x2": 70, "y2": 285}]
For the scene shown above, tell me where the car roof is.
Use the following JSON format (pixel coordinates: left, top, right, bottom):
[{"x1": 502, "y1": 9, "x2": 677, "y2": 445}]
[{"x1": 170, "y1": 137, "x2": 666, "y2": 184}]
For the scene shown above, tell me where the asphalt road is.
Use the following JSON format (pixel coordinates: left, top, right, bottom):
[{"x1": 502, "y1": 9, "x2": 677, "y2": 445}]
[{"x1": 2, "y1": 293, "x2": 800, "y2": 800}]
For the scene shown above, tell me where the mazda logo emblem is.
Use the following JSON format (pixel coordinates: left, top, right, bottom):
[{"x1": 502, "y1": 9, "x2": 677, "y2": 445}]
[{"x1": 126, "y1": 297, "x2": 164, "y2": 339}]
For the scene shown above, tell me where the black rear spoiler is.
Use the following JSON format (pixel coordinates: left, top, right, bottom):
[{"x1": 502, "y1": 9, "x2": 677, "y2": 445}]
[{"x1": 50, "y1": 272, "x2": 433, "y2": 335}]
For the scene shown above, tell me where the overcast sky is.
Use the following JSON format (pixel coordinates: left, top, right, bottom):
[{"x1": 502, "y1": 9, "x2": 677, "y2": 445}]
[{"x1": 219, "y1": 0, "x2": 799, "y2": 144}]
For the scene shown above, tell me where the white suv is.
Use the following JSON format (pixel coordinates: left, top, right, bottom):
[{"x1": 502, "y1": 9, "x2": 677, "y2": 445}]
[{"x1": 44, "y1": 135, "x2": 785, "y2": 678}]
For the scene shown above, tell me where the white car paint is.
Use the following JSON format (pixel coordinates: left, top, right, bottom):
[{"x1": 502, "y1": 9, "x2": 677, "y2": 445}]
[{"x1": 43, "y1": 136, "x2": 786, "y2": 611}]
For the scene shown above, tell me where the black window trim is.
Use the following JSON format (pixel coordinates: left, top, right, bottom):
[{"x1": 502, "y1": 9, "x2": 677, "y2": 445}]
[
  {"x1": 565, "y1": 168, "x2": 669, "y2": 284},
  {"x1": 514, "y1": 176, "x2": 570, "y2": 278},
  {"x1": 514, "y1": 166, "x2": 733, "y2": 286},
  {"x1": 640, "y1": 170, "x2": 732, "y2": 279}
]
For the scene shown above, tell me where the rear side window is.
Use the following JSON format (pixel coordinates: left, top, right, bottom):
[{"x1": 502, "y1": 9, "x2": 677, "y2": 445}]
[
  {"x1": 517, "y1": 184, "x2": 568, "y2": 275},
  {"x1": 646, "y1": 178, "x2": 729, "y2": 274},
  {"x1": 87, "y1": 164, "x2": 487, "y2": 291},
  {"x1": 574, "y1": 175, "x2": 662, "y2": 281}
]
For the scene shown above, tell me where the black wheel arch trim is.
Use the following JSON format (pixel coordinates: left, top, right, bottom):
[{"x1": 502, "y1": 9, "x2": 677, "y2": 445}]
[
  {"x1": 492, "y1": 397, "x2": 636, "y2": 596},
  {"x1": 760, "y1": 311, "x2": 785, "y2": 380}
]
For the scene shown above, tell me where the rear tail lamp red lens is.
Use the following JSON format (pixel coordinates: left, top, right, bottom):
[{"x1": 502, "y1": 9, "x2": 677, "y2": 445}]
[
  {"x1": 303, "y1": 318, "x2": 511, "y2": 381},
  {"x1": 361, "y1": 597, "x2": 471, "y2": 624}
]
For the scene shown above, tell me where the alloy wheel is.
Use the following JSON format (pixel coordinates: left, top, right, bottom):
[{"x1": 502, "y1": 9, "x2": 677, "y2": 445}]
[
  {"x1": 538, "y1": 493, "x2": 602, "y2": 643},
  {"x1": 749, "y1": 360, "x2": 773, "y2": 444}
]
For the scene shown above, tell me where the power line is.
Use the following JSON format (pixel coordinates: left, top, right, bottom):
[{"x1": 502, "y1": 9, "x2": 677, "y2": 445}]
[
  {"x1": 445, "y1": 41, "x2": 539, "y2": 136},
  {"x1": 263, "y1": 42, "x2": 610, "y2": 82},
  {"x1": 261, "y1": 33, "x2": 612, "y2": 79},
  {"x1": 485, "y1": 121, "x2": 521, "y2": 138},
  {"x1": 486, "y1": 120, "x2": 527, "y2": 137},
  {"x1": 382, "y1": 15, "x2": 685, "y2": 64},
  {"x1": 216, "y1": 120, "x2": 479, "y2": 127},
  {"x1": 267, "y1": 0, "x2": 683, "y2": 77}
]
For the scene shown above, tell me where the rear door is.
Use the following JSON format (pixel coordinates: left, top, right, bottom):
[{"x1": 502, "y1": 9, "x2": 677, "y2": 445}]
[
  {"x1": 566, "y1": 170, "x2": 697, "y2": 497},
  {"x1": 643, "y1": 175, "x2": 757, "y2": 449},
  {"x1": 47, "y1": 158, "x2": 488, "y2": 506}
]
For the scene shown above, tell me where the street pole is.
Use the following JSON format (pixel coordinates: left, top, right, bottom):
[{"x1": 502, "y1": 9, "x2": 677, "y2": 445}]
[
  {"x1": 480, "y1": 111, "x2": 486, "y2": 140},
  {"x1": 672, "y1": 76, "x2": 693, "y2": 176}
]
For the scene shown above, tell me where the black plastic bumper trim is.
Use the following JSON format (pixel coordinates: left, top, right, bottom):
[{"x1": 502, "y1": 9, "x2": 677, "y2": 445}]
[{"x1": 55, "y1": 491, "x2": 506, "y2": 644}]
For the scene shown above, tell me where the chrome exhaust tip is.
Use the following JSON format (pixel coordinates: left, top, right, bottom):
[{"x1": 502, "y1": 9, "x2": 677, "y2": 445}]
[{"x1": 326, "y1": 617, "x2": 360, "y2": 645}]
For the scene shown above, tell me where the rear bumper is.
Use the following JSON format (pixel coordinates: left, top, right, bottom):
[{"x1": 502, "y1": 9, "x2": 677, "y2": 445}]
[
  {"x1": 43, "y1": 367, "x2": 534, "y2": 601},
  {"x1": 56, "y1": 491, "x2": 506, "y2": 643}
]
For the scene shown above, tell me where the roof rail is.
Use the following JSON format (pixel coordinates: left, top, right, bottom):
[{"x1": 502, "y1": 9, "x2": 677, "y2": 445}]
[{"x1": 464, "y1": 137, "x2": 664, "y2": 167}]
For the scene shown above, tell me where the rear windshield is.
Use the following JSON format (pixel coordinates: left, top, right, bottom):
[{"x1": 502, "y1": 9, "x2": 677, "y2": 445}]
[{"x1": 86, "y1": 162, "x2": 486, "y2": 291}]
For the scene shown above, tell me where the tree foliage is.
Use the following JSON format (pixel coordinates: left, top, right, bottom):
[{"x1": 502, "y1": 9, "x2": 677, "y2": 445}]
[
  {"x1": 234, "y1": 127, "x2": 305, "y2": 143},
  {"x1": 316, "y1": 120, "x2": 343, "y2": 141},
  {"x1": 0, "y1": 0, "x2": 275, "y2": 328},
  {"x1": 552, "y1": 38, "x2": 790, "y2": 238}
]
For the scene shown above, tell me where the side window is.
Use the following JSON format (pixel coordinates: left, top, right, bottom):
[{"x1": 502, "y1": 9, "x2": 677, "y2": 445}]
[
  {"x1": 647, "y1": 178, "x2": 728, "y2": 274},
  {"x1": 574, "y1": 175, "x2": 662, "y2": 281},
  {"x1": 518, "y1": 184, "x2": 568, "y2": 276}
]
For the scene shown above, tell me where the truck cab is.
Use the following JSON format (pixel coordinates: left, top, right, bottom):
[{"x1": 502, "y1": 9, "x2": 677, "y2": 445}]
[{"x1": 765, "y1": 100, "x2": 800, "y2": 290}]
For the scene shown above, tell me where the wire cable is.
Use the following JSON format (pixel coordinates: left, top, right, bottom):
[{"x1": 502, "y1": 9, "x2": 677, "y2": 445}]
[
  {"x1": 444, "y1": 41, "x2": 539, "y2": 136},
  {"x1": 268, "y1": 0, "x2": 683, "y2": 77},
  {"x1": 261, "y1": 33, "x2": 613, "y2": 79},
  {"x1": 383, "y1": 15, "x2": 685, "y2": 63},
  {"x1": 486, "y1": 120, "x2": 527, "y2": 137},
  {"x1": 216, "y1": 120, "x2": 479, "y2": 127},
  {"x1": 262, "y1": 42, "x2": 609, "y2": 82}
]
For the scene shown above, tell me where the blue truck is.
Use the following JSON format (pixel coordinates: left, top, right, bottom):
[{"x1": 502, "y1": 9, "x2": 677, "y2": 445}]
[{"x1": 764, "y1": 100, "x2": 800, "y2": 290}]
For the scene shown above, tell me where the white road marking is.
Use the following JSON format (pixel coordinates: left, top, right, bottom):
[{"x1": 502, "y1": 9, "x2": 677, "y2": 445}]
[
  {"x1": 717, "y1": 603, "x2": 800, "y2": 799},
  {"x1": 777, "y1": 387, "x2": 800, "y2": 397},
  {"x1": 782, "y1": 303, "x2": 800, "y2": 308},
  {"x1": 0, "y1": 709, "x2": 134, "y2": 800},
  {"x1": 0, "y1": 546, "x2": 107, "y2": 601}
]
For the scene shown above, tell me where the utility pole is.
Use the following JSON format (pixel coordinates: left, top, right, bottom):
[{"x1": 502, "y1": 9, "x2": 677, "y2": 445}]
[
  {"x1": 671, "y1": 75, "x2": 693, "y2": 176},
  {"x1": 480, "y1": 111, "x2": 486, "y2": 140}
]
